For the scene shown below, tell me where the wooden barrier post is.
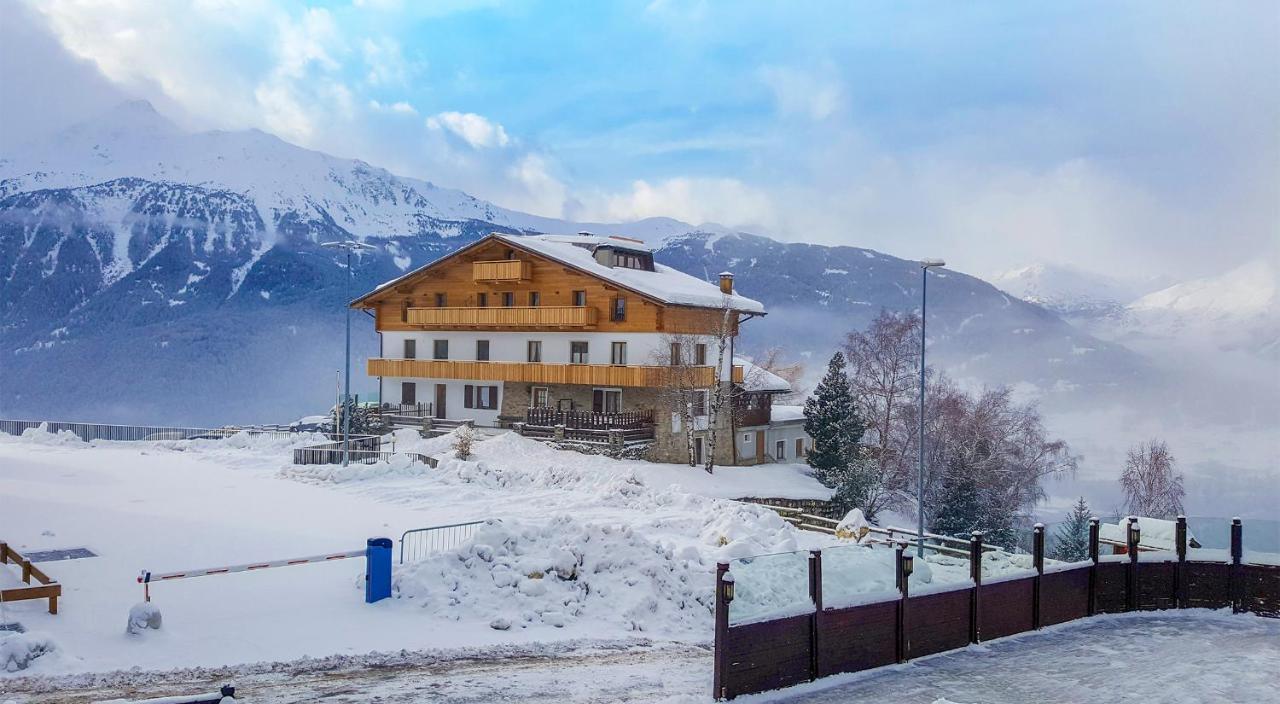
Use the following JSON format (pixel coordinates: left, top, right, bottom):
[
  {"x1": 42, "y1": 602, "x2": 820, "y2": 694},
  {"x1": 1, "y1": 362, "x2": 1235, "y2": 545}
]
[
  {"x1": 895, "y1": 542, "x2": 908, "y2": 664},
  {"x1": 808, "y1": 550, "x2": 822, "y2": 682},
  {"x1": 1126, "y1": 517, "x2": 1140, "y2": 612},
  {"x1": 1088, "y1": 517, "x2": 1100, "y2": 616},
  {"x1": 1175, "y1": 515, "x2": 1187, "y2": 609},
  {"x1": 1032, "y1": 523, "x2": 1045, "y2": 629},
  {"x1": 969, "y1": 531, "x2": 983, "y2": 644},
  {"x1": 713, "y1": 562, "x2": 731, "y2": 700},
  {"x1": 1230, "y1": 518, "x2": 1243, "y2": 614}
]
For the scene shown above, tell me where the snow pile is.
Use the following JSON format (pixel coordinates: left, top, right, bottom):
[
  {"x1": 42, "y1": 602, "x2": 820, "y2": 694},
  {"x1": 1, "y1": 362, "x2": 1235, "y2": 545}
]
[
  {"x1": 1, "y1": 423, "x2": 87, "y2": 447},
  {"x1": 0, "y1": 632, "x2": 58, "y2": 672},
  {"x1": 280, "y1": 452, "x2": 429, "y2": 483},
  {"x1": 834, "y1": 508, "x2": 870, "y2": 542},
  {"x1": 394, "y1": 517, "x2": 715, "y2": 635}
]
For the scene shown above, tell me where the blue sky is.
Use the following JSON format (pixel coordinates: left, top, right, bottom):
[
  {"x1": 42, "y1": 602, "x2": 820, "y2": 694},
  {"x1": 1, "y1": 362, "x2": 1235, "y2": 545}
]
[{"x1": 4, "y1": 0, "x2": 1277, "y2": 279}]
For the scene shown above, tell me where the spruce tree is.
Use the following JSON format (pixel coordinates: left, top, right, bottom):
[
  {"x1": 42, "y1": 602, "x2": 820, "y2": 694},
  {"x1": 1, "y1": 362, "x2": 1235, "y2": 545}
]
[
  {"x1": 1051, "y1": 497, "x2": 1092, "y2": 561},
  {"x1": 804, "y1": 352, "x2": 873, "y2": 516},
  {"x1": 931, "y1": 457, "x2": 982, "y2": 539}
]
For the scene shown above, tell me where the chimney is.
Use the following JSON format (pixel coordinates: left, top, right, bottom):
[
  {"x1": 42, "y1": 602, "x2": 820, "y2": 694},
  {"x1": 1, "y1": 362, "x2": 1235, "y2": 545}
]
[{"x1": 718, "y1": 271, "x2": 734, "y2": 295}]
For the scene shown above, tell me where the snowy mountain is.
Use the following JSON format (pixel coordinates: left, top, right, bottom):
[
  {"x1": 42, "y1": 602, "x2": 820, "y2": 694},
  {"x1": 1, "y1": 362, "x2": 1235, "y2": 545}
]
[
  {"x1": 0, "y1": 101, "x2": 1144, "y2": 424},
  {"x1": 992, "y1": 263, "x2": 1171, "y2": 320}
]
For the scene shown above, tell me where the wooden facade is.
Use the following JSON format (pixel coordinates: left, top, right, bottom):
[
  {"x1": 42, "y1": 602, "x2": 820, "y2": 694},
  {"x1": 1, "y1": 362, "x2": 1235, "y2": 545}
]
[
  {"x1": 358, "y1": 237, "x2": 735, "y2": 336},
  {"x1": 406, "y1": 305, "x2": 598, "y2": 328},
  {"x1": 368, "y1": 358, "x2": 722, "y2": 388}
]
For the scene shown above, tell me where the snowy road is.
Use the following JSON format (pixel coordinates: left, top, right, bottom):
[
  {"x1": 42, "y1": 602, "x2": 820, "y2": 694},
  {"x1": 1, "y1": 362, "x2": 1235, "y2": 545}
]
[{"x1": 5, "y1": 611, "x2": 1276, "y2": 703}]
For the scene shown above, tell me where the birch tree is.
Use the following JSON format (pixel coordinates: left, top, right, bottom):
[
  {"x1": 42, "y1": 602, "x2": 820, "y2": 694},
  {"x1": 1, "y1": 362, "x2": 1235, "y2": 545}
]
[{"x1": 1120, "y1": 440, "x2": 1185, "y2": 518}]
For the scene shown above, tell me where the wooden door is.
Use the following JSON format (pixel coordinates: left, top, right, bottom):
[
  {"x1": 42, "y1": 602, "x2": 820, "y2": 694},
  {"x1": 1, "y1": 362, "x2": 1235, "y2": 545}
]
[
  {"x1": 435, "y1": 384, "x2": 447, "y2": 419},
  {"x1": 755, "y1": 431, "x2": 765, "y2": 460}
]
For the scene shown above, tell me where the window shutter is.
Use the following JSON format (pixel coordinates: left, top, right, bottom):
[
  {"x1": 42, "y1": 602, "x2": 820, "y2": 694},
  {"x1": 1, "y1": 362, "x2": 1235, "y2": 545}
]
[{"x1": 464, "y1": 385, "x2": 474, "y2": 409}]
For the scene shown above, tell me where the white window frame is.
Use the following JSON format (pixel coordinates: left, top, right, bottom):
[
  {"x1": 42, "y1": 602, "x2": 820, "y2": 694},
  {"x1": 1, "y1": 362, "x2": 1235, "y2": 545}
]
[{"x1": 593, "y1": 387, "x2": 622, "y2": 414}]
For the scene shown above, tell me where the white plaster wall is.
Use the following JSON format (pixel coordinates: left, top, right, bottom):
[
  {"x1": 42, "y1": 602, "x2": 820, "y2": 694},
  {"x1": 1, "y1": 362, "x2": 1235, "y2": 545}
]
[
  {"x1": 382, "y1": 376, "x2": 504, "y2": 426},
  {"x1": 379, "y1": 330, "x2": 730, "y2": 376},
  {"x1": 767, "y1": 422, "x2": 811, "y2": 462}
]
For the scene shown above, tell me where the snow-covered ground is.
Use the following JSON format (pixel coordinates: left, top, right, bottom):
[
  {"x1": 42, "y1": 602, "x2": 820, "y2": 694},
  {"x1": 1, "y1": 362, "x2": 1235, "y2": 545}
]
[{"x1": 0, "y1": 427, "x2": 836, "y2": 678}]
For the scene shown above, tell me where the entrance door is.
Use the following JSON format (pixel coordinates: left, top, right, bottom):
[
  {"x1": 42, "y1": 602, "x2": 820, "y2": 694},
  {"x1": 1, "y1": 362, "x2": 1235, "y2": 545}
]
[
  {"x1": 694, "y1": 437, "x2": 704, "y2": 465},
  {"x1": 755, "y1": 431, "x2": 765, "y2": 460},
  {"x1": 401, "y1": 382, "x2": 416, "y2": 406},
  {"x1": 435, "y1": 384, "x2": 447, "y2": 419}
]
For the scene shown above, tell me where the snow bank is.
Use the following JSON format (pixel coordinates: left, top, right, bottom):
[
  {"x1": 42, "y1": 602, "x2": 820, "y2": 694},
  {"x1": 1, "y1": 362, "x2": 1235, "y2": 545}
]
[
  {"x1": 394, "y1": 517, "x2": 715, "y2": 635},
  {"x1": 0, "y1": 632, "x2": 58, "y2": 672},
  {"x1": 0, "y1": 423, "x2": 87, "y2": 447},
  {"x1": 280, "y1": 453, "x2": 428, "y2": 483}
]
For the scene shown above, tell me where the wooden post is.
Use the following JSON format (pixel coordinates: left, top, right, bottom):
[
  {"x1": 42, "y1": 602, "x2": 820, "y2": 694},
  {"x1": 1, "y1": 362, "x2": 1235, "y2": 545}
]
[
  {"x1": 895, "y1": 542, "x2": 908, "y2": 664},
  {"x1": 21, "y1": 558, "x2": 32, "y2": 584},
  {"x1": 1230, "y1": 518, "x2": 1243, "y2": 614},
  {"x1": 1032, "y1": 523, "x2": 1045, "y2": 629},
  {"x1": 969, "y1": 531, "x2": 983, "y2": 644},
  {"x1": 713, "y1": 562, "x2": 730, "y2": 700},
  {"x1": 1126, "y1": 517, "x2": 1139, "y2": 612},
  {"x1": 0, "y1": 542, "x2": 8, "y2": 564},
  {"x1": 1087, "y1": 517, "x2": 1100, "y2": 616},
  {"x1": 808, "y1": 550, "x2": 822, "y2": 682},
  {"x1": 1175, "y1": 515, "x2": 1188, "y2": 609}
]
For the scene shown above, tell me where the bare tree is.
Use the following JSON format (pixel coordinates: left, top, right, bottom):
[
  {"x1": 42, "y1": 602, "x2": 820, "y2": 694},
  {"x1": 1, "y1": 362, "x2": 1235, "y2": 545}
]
[
  {"x1": 746, "y1": 346, "x2": 808, "y2": 403},
  {"x1": 1120, "y1": 439, "x2": 1185, "y2": 518},
  {"x1": 651, "y1": 332, "x2": 704, "y2": 468},
  {"x1": 843, "y1": 310, "x2": 922, "y2": 496}
]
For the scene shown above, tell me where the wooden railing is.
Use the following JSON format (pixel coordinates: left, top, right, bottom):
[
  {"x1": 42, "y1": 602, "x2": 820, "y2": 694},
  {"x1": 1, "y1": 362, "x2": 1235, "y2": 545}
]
[
  {"x1": 472, "y1": 259, "x2": 532, "y2": 281},
  {"x1": 525, "y1": 408, "x2": 654, "y2": 429},
  {"x1": 406, "y1": 306, "x2": 597, "y2": 327},
  {"x1": 368, "y1": 358, "x2": 717, "y2": 387},
  {"x1": 1, "y1": 542, "x2": 61, "y2": 614}
]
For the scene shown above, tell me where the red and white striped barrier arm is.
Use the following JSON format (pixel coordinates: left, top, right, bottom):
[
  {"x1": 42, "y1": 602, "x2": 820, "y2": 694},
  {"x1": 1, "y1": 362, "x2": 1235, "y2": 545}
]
[{"x1": 139, "y1": 548, "x2": 365, "y2": 584}]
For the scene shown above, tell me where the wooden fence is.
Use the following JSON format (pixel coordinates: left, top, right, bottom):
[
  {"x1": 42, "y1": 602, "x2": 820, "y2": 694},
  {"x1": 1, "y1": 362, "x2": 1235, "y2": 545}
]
[
  {"x1": 0, "y1": 542, "x2": 61, "y2": 614},
  {"x1": 525, "y1": 408, "x2": 655, "y2": 429},
  {"x1": 712, "y1": 517, "x2": 1280, "y2": 700},
  {"x1": 0, "y1": 419, "x2": 299, "y2": 443}
]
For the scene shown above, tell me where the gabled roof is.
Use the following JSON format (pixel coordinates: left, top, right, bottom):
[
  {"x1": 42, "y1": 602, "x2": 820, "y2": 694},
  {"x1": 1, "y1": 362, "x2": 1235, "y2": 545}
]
[
  {"x1": 353, "y1": 232, "x2": 766, "y2": 313},
  {"x1": 734, "y1": 356, "x2": 792, "y2": 393}
]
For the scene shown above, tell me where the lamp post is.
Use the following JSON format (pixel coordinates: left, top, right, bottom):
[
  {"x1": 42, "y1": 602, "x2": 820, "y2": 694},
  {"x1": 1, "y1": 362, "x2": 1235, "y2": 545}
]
[
  {"x1": 322, "y1": 240, "x2": 376, "y2": 467},
  {"x1": 917, "y1": 258, "x2": 946, "y2": 557}
]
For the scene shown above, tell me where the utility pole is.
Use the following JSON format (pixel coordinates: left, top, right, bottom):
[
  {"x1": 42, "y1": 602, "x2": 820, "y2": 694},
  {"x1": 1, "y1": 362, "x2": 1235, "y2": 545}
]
[
  {"x1": 322, "y1": 240, "x2": 376, "y2": 467},
  {"x1": 918, "y1": 258, "x2": 945, "y2": 557}
]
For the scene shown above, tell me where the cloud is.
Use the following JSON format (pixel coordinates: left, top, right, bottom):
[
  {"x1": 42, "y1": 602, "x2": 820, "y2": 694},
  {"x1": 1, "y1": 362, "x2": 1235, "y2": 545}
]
[
  {"x1": 369, "y1": 99, "x2": 418, "y2": 115},
  {"x1": 425, "y1": 111, "x2": 511, "y2": 149},
  {"x1": 575, "y1": 177, "x2": 776, "y2": 230},
  {"x1": 361, "y1": 36, "x2": 413, "y2": 86},
  {"x1": 758, "y1": 65, "x2": 845, "y2": 121}
]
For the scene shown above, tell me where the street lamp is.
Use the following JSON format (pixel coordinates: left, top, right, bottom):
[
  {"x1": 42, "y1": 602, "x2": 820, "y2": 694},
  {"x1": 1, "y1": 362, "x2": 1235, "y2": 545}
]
[
  {"x1": 917, "y1": 258, "x2": 946, "y2": 557},
  {"x1": 322, "y1": 240, "x2": 376, "y2": 467}
]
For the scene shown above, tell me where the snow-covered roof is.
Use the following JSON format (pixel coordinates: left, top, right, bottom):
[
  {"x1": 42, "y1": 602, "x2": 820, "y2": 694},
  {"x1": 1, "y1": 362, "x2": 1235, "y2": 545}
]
[
  {"x1": 1099, "y1": 517, "x2": 1199, "y2": 551},
  {"x1": 493, "y1": 233, "x2": 765, "y2": 313},
  {"x1": 734, "y1": 356, "x2": 792, "y2": 393},
  {"x1": 770, "y1": 405, "x2": 805, "y2": 422}
]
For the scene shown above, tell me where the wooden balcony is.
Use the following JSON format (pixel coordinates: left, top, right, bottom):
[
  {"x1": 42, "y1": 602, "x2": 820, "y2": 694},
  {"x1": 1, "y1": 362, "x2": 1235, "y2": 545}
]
[
  {"x1": 472, "y1": 259, "x2": 532, "y2": 282},
  {"x1": 367, "y1": 358, "x2": 717, "y2": 388},
  {"x1": 406, "y1": 306, "x2": 597, "y2": 328}
]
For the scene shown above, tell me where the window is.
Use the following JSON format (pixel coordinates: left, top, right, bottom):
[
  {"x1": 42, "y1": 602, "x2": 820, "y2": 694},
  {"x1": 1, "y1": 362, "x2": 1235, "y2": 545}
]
[
  {"x1": 435, "y1": 293, "x2": 446, "y2": 307},
  {"x1": 527, "y1": 340, "x2": 542, "y2": 363},
  {"x1": 501, "y1": 292, "x2": 515, "y2": 307},
  {"x1": 611, "y1": 297, "x2": 626, "y2": 322},
  {"x1": 610, "y1": 341, "x2": 627, "y2": 365},
  {"x1": 690, "y1": 390, "x2": 708, "y2": 416},
  {"x1": 611, "y1": 250, "x2": 654, "y2": 271},
  {"x1": 796, "y1": 438, "x2": 805, "y2": 458},
  {"x1": 504, "y1": 248, "x2": 516, "y2": 260},
  {"x1": 477, "y1": 292, "x2": 488, "y2": 307},
  {"x1": 529, "y1": 291, "x2": 541, "y2": 307},
  {"x1": 695, "y1": 344, "x2": 707, "y2": 365},
  {"x1": 572, "y1": 290, "x2": 586, "y2": 306},
  {"x1": 593, "y1": 388, "x2": 622, "y2": 413},
  {"x1": 401, "y1": 382, "x2": 416, "y2": 406},
  {"x1": 570, "y1": 341, "x2": 589, "y2": 364},
  {"x1": 433, "y1": 340, "x2": 448, "y2": 360},
  {"x1": 403, "y1": 339, "x2": 416, "y2": 359},
  {"x1": 464, "y1": 384, "x2": 499, "y2": 410},
  {"x1": 669, "y1": 342, "x2": 682, "y2": 366},
  {"x1": 776, "y1": 440, "x2": 786, "y2": 460},
  {"x1": 531, "y1": 386, "x2": 549, "y2": 408},
  {"x1": 476, "y1": 339, "x2": 490, "y2": 361}
]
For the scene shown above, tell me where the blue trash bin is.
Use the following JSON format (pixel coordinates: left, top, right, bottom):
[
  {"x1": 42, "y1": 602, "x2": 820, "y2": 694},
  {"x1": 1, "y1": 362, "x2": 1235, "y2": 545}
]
[{"x1": 365, "y1": 537, "x2": 393, "y2": 603}]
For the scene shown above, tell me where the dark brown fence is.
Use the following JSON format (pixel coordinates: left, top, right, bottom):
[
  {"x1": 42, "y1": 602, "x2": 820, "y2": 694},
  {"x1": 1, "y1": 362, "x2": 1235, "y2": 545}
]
[
  {"x1": 713, "y1": 517, "x2": 1280, "y2": 700},
  {"x1": 525, "y1": 408, "x2": 654, "y2": 429}
]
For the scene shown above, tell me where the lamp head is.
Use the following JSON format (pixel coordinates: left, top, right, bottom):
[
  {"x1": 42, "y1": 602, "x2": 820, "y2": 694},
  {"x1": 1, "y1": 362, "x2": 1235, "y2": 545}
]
[
  {"x1": 902, "y1": 554, "x2": 915, "y2": 577},
  {"x1": 920, "y1": 258, "x2": 946, "y2": 269},
  {"x1": 721, "y1": 571, "x2": 735, "y2": 603}
]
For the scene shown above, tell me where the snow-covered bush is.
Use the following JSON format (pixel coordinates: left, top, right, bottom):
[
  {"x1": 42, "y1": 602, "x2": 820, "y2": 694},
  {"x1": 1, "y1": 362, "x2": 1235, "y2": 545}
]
[
  {"x1": 0, "y1": 632, "x2": 57, "y2": 671},
  {"x1": 452, "y1": 425, "x2": 476, "y2": 460}
]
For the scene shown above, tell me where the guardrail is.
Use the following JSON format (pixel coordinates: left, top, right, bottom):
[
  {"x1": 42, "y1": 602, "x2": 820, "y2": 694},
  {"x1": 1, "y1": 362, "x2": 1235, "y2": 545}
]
[
  {"x1": 0, "y1": 419, "x2": 299, "y2": 443},
  {"x1": 400, "y1": 521, "x2": 486, "y2": 564},
  {"x1": 712, "y1": 516, "x2": 1279, "y2": 700},
  {"x1": 755, "y1": 505, "x2": 1006, "y2": 557}
]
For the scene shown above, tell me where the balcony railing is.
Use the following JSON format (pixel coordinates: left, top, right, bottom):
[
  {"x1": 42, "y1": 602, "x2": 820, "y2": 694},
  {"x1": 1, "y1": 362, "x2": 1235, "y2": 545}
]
[
  {"x1": 406, "y1": 306, "x2": 597, "y2": 328},
  {"x1": 472, "y1": 259, "x2": 531, "y2": 282},
  {"x1": 525, "y1": 408, "x2": 654, "y2": 429},
  {"x1": 367, "y1": 358, "x2": 718, "y2": 388}
]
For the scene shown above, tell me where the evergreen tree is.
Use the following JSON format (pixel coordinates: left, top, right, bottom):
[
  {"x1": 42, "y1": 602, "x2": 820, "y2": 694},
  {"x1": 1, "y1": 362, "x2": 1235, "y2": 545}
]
[
  {"x1": 931, "y1": 457, "x2": 982, "y2": 539},
  {"x1": 804, "y1": 352, "x2": 875, "y2": 516},
  {"x1": 1051, "y1": 497, "x2": 1092, "y2": 561}
]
